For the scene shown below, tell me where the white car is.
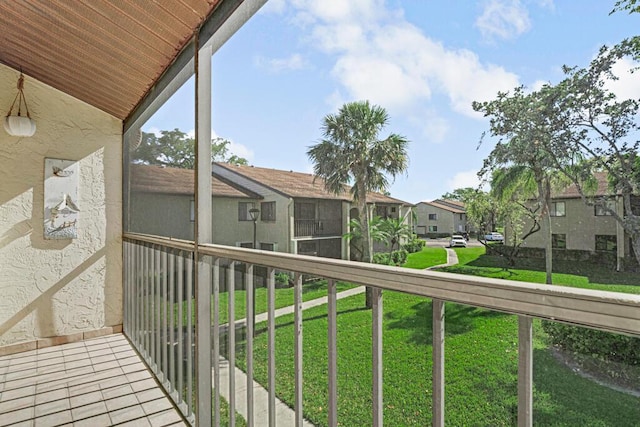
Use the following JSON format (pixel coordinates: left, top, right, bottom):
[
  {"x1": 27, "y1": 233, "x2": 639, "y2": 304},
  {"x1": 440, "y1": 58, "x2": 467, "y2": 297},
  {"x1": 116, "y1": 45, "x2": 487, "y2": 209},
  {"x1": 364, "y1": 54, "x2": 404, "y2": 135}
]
[
  {"x1": 449, "y1": 235, "x2": 467, "y2": 248},
  {"x1": 484, "y1": 232, "x2": 504, "y2": 242}
]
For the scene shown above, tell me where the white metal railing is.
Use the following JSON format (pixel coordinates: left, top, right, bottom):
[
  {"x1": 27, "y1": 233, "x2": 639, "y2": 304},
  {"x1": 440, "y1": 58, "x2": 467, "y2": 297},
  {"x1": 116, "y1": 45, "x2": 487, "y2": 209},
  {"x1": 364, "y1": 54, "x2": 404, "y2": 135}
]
[{"x1": 123, "y1": 232, "x2": 640, "y2": 427}]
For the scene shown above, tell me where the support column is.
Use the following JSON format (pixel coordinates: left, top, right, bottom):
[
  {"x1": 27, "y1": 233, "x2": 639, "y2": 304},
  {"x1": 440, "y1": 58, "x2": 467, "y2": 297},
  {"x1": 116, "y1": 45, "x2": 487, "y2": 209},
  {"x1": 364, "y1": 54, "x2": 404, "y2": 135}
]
[{"x1": 196, "y1": 42, "x2": 213, "y2": 427}]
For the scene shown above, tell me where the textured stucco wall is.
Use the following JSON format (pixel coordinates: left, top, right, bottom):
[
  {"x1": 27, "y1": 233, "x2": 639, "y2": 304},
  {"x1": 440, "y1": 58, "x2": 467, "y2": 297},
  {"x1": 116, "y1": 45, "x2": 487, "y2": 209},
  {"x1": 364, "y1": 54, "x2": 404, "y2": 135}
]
[{"x1": 0, "y1": 64, "x2": 122, "y2": 346}]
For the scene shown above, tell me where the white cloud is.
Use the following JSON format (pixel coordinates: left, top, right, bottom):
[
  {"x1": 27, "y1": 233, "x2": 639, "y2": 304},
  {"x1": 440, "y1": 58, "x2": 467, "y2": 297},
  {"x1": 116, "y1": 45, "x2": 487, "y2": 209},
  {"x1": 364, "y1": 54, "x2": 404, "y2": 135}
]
[
  {"x1": 605, "y1": 57, "x2": 640, "y2": 101},
  {"x1": 145, "y1": 127, "x2": 163, "y2": 137},
  {"x1": 447, "y1": 169, "x2": 482, "y2": 191},
  {"x1": 255, "y1": 53, "x2": 309, "y2": 73},
  {"x1": 280, "y1": 2, "x2": 520, "y2": 118},
  {"x1": 475, "y1": 0, "x2": 531, "y2": 41},
  {"x1": 228, "y1": 140, "x2": 255, "y2": 162}
]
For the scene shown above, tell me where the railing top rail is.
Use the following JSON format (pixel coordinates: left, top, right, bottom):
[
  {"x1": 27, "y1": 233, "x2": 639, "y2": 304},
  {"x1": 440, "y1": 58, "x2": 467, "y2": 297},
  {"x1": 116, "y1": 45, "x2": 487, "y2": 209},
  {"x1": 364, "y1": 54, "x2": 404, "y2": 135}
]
[
  {"x1": 123, "y1": 233, "x2": 640, "y2": 336},
  {"x1": 199, "y1": 244, "x2": 640, "y2": 336},
  {"x1": 124, "y1": 232, "x2": 195, "y2": 252}
]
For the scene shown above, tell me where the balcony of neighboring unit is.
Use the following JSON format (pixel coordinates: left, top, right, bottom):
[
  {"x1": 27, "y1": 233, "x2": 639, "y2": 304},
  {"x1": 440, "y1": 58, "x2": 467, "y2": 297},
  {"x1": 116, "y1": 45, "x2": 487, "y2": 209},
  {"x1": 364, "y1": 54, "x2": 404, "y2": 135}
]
[{"x1": 294, "y1": 218, "x2": 342, "y2": 237}]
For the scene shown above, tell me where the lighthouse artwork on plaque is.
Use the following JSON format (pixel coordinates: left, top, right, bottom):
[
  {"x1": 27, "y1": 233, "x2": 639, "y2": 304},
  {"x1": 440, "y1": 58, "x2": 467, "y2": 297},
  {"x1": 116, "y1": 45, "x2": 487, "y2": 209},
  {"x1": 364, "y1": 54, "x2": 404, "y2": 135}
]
[{"x1": 44, "y1": 158, "x2": 79, "y2": 240}]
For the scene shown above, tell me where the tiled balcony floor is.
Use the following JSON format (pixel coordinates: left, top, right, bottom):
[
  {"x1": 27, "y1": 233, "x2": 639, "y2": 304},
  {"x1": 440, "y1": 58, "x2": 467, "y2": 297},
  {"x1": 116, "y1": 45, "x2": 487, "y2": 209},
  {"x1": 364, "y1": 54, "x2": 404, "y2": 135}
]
[{"x1": 0, "y1": 334, "x2": 186, "y2": 427}]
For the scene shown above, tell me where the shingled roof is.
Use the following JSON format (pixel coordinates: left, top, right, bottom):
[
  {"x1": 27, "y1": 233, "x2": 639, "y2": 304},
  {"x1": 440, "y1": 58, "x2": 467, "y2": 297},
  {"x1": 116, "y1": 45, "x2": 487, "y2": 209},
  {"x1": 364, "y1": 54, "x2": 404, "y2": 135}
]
[
  {"x1": 215, "y1": 163, "x2": 412, "y2": 206},
  {"x1": 130, "y1": 164, "x2": 260, "y2": 199},
  {"x1": 553, "y1": 172, "x2": 613, "y2": 199},
  {"x1": 421, "y1": 199, "x2": 466, "y2": 214}
]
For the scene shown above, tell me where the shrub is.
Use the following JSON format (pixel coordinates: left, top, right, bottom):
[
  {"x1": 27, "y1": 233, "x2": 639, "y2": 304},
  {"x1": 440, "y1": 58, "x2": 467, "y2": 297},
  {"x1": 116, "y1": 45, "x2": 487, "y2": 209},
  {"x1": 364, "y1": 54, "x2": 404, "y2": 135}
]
[
  {"x1": 402, "y1": 235, "x2": 426, "y2": 253},
  {"x1": 373, "y1": 250, "x2": 408, "y2": 266},
  {"x1": 542, "y1": 321, "x2": 640, "y2": 366}
]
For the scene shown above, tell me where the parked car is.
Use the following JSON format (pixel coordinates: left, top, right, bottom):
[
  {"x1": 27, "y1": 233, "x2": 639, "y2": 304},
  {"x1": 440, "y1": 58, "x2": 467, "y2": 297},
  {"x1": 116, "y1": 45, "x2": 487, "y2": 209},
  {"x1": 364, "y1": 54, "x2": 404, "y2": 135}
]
[
  {"x1": 450, "y1": 235, "x2": 467, "y2": 248},
  {"x1": 484, "y1": 232, "x2": 504, "y2": 242}
]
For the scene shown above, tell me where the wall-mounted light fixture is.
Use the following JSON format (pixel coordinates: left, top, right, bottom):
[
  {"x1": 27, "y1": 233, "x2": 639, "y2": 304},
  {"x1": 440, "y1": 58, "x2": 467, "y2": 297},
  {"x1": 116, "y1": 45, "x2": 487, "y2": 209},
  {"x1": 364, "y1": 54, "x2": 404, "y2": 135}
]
[{"x1": 4, "y1": 72, "x2": 36, "y2": 137}]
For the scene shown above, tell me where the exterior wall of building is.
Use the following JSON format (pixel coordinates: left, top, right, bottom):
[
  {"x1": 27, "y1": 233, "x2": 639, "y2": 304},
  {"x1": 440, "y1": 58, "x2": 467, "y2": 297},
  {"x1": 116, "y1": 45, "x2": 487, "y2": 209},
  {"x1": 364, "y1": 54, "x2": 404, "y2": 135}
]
[
  {"x1": 415, "y1": 203, "x2": 455, "y2": 236},
  {"x1": 0, "y1": 64, "x2": 122, "y2": 347},
  {"x1": 129, "y1": 193, "x2": 194, "y2": 240},
  {"x1": 521, "y1": 198, "x2": 619, "y2": 252}
]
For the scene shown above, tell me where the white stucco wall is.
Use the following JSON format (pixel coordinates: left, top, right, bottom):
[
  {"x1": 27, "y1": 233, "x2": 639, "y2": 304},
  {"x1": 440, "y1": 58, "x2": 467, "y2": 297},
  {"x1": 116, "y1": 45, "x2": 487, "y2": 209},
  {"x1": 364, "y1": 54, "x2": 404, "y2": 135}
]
[{"x1": 0, "y1": 64, "x2": 122, "y2": 347}]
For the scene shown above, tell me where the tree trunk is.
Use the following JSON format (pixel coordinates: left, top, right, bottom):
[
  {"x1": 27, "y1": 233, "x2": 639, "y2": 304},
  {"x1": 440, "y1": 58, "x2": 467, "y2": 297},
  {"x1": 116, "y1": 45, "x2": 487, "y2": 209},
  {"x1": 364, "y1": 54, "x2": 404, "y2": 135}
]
[
  {"x1": 356, "y1": 182, "x2": 374, "y2": 308},
  {"x1": 538, "y1": 176, "x2": 553, "y2": 285}
]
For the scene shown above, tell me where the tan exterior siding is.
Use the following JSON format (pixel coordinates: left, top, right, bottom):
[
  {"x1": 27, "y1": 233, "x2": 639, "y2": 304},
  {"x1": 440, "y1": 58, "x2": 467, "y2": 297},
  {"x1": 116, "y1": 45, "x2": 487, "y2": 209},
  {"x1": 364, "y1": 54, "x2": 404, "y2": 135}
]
[
  {"x1": 521, "y1": 198, "x2": 619, "y2": 252},
  {"x1": 415, "y1": 203, "x2": 454, "y2": 235}
]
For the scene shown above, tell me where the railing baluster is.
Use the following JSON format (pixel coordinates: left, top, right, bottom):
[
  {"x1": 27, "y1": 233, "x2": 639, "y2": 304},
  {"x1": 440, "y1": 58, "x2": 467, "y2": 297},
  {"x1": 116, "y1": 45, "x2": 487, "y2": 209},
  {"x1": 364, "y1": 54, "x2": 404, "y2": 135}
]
[
  {"x1": 518, "y1": 316, "x2": 533, "y2": 427},
  {"x1": 228, "y1": 261, "x2": 236, "y2": 427},
  {"x1": 145, "y1": 244, "x2": 152, "y2": 360},
  {"x1": 328, "y1": 278, "x2": 337, "y2": 427},
  {"x1": 138, "y1": 243, "x2": 144, "y2": 350},
  {"x1": 246, "y1": 264, "x2": 254, "y2": 427},
  {"x1": 372, "y1": 287, "x2": 383, "y2": 427},
  {"x1": 267, "y1": 267, "x2": 276, "y2": 427},
  {"x1": 432, "y1": 299, "x2": 445, "y2": 427},
  {"x1": 162, "y1": 249, "x2": 168, "y2": 384},
  {"x1": 155, "y1": 247, "x2": 161, "y2": 373},
  {"x1": 213, "y1": 258, "x2": 221, "y2": 427},
  {"x1": 169, "y1": 250, "x2": 176, "y2": 394},
  {"x1": 294, "y1": 272, "x2": 303, "y2": 427},
  {"x1": 177, "y1": 252, "x2": 184, "y2": 405},
  {"x1": 187, "y1": 253, "x2": 194, "y2": 417}
]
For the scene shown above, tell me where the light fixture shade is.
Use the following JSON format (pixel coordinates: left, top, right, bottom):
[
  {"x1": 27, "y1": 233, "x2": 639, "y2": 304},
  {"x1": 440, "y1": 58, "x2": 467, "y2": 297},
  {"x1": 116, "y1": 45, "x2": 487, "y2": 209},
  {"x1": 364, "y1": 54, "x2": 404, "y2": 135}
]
[{"x1": 4, "y1": 115, "x2": 36, "y2": 137}]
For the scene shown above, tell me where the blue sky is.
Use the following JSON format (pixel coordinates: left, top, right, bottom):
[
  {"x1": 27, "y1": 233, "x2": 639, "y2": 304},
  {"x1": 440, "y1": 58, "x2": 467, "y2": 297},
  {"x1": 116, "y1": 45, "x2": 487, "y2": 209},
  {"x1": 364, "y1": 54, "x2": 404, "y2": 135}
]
[{"x1": 145, "y1": 0, "x2": 639, "y2": 204}]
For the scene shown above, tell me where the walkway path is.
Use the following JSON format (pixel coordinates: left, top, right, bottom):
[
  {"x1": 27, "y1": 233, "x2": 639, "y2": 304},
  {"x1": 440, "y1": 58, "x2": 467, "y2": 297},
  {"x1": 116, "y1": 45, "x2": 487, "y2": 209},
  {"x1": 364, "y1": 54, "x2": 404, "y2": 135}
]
[
  {"x1": 428, "y1": 247, "x2": 459, "y2": 269},
  {"x1": 218, "y1": 285, "x2": 366, "y2": 427}
]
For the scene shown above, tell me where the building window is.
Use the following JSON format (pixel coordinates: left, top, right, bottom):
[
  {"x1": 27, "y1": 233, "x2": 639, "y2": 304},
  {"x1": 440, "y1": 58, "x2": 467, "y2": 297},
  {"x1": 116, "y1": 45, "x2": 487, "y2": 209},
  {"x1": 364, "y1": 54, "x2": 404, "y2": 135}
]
[
  {"x1": 238, "y1": 202, "x2": 254, "y2": 221},
  {"x1": 459, "y1": 213, "x2": 464, "y2": 220},
  {"x1": 238, "y1": 242, "x2": 253, "y2": 248},
  {"x1": 428, "y1": 213, "x2": 437, "y2": 220},
  {"x1": 428, "y1": 225, "x2": 438, "y2": 232},
  {"x1": 595, "y1": 235, "x2": 617, "y2": 252},
  {"x1": 391, "y1": 207, "x2": 396, "y2": 213},
  {"x1": 552, "y1": 233, "x2": 566, "y2": 249},
  {"x1": 595, "y1": 200, "x2": 616, "y2": 216},
  {"x1": 261, "y1": 201, "x2": 276, "y2": 221},
  {"x1": 190, "y1": 199, "x2": 195, "y2": 222},
  {"x1": 550, "y1": 201, "x2": 566, "y2": 217},
  {"x1": 260, "y1": 242, "x2": 276, "y2": 251}
]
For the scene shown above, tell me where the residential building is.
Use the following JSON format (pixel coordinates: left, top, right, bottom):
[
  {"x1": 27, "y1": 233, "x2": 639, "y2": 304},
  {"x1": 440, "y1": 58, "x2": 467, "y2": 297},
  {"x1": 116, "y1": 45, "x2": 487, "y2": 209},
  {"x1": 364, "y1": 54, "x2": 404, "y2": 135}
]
[
  {"x1": 415, "y1": 199, "x2": 472, "y2": 236},
  {"x1": 129, "y1": 162, "x2": 413, "y2": 260},
  {"x1": 512, "y1": 172, "x2": 631, "y2": 267}
]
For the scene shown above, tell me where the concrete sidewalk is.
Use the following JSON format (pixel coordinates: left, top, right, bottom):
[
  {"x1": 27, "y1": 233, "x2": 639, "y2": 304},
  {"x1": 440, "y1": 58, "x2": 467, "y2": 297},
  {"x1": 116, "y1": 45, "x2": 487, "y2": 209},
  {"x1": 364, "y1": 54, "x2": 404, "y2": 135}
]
[
  {"x1": 218, "y1": 285, "x2": 366, "y2": 426},
  {"x1": 428, "y1": 247, "x2": 459, "y2": 269}
]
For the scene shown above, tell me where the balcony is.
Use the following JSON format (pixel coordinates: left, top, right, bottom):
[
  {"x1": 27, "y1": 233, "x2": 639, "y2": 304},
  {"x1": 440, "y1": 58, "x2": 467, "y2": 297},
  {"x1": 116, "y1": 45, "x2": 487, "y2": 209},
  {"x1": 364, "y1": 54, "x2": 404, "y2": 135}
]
[
  {"x1": 118, "y1": 233, "x2": 640, "y2": 426},
  {"x1": 294, "y1": 219, "x2": 342, "y2": 238}
]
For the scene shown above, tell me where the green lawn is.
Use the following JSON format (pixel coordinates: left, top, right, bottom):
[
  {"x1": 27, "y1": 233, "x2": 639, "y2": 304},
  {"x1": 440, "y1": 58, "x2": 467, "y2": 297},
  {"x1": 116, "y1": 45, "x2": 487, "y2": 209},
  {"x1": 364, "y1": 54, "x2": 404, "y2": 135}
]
[
  {"x1": 445, "y1": 246, "x2": 640, "y2": 294},
  {"x1": 232, "y1": 245, "x2": 640, "y2": 426},
  {"x1": 403, "y1": 247, "x2": 447, "y2": 269}
]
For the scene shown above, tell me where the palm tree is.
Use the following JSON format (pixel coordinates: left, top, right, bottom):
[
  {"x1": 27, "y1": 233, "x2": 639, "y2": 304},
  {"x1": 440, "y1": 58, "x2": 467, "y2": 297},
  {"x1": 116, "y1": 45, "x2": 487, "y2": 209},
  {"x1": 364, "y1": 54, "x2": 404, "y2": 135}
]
[
  {"x1": 380, "y1": 212, "x2": 413, "y2": 253},
  {"x1": 343, "y1": 216, "x2": 389, "y2": 262},
  {"x1": 308, "y1": 100, "x2": 409, "y2": 306}
]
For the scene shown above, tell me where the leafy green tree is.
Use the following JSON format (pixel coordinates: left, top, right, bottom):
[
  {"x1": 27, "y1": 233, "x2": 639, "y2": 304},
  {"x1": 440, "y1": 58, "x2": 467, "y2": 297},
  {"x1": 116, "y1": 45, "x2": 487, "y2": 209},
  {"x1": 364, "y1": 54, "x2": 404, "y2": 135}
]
[
  {"x1": 473, "y1": 86, "x2": 570, "y2": 284},
  {"x1": 611, "y1": 0, "x2": 640, "y2": 14},
  {"x1": 539, "y1": 39, "x2": 640, "y2": 267},
  {"x1": 308, "y1": 100, "x2": 409, "y2": 307},
  {"x1": 440, "y1": 187, "x2": 477, "y2": 202},
  {"x1": 131, "y1": 129, "x2": 248, "y2": 168}
]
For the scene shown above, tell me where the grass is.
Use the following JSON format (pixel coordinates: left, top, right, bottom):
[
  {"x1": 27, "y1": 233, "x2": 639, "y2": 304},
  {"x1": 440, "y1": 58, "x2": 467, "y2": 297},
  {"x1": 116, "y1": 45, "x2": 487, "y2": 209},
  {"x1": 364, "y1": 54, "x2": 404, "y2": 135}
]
[
  {"x1": 238, "y1": 292, "x2": 640, "y2": 426},
  {"x1": 176, "y1": 280, "x2": 356, "y2": 325},
  {"x1": 444, "y1": 246, "x2": 640, "y2": 294},
  {"x1": 403, "y1": 247, "x2": 447, "y2": 269},
  {"x1": 232, "y1": 244, "x2": 640, "y2": 426}
]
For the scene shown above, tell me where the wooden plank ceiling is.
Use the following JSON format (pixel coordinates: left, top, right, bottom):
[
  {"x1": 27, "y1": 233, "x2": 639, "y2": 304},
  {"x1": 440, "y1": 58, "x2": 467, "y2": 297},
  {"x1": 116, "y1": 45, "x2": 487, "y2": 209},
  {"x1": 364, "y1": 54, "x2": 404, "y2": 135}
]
[{"x1": 0, "y1": 0, "x2": 221, "y2": 120}]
